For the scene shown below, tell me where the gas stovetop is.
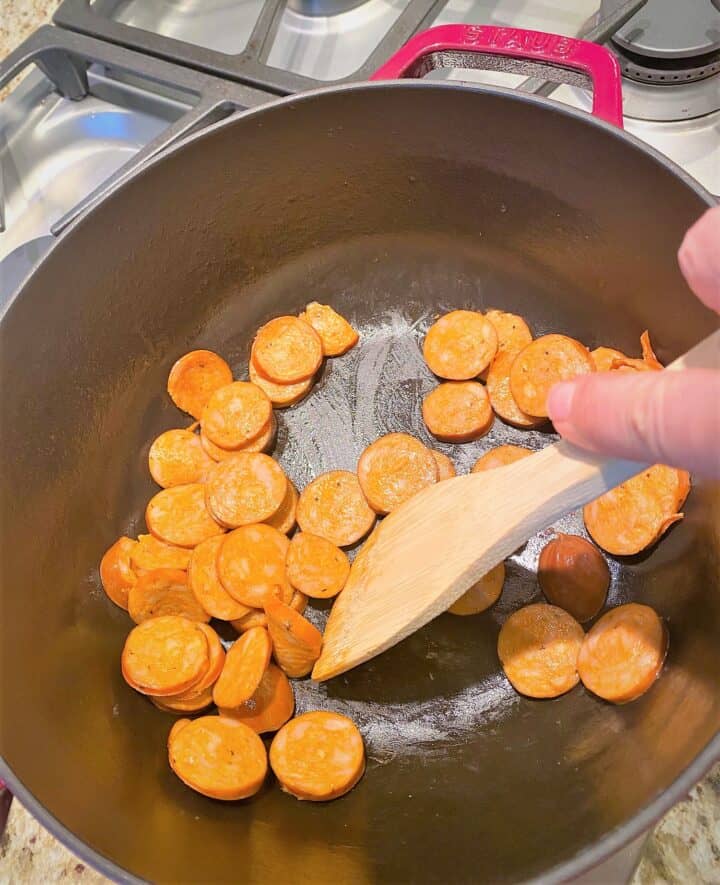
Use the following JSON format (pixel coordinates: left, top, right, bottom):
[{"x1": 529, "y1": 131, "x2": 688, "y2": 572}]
[{"x1": 1, "y1": 0, "x2": 718, "y2": 285}]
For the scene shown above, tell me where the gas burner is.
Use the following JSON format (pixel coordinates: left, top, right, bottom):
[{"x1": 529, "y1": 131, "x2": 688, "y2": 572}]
[
  {"x1": 612, "y1": 37, "x2": 720, "y2": 86},
  {"x1": 596, "y1": 0, "x2": 720, "y2": 122},
  {"x1": 604, "y1": 0, "x2": 720, "y2": 84},
  {"x1": 287, "y1": 0, "x2": 371, "y2": 14},
  {"x1": 611, "y1": 43, "x2": 720, "y2": 85}
]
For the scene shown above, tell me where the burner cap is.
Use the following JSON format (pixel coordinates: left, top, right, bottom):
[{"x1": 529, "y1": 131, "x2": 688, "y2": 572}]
[
  {"x1": 611, "y1": 0, "x2": 720, "y2": 59},
  {"x1": 287, "y1": 0, "x2": 369, "y2": 14}
]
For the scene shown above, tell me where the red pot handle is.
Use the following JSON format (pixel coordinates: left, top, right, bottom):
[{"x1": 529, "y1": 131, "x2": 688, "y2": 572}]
[{"x1": 371, "y1": 24, "x2": 624, "y2": 129}]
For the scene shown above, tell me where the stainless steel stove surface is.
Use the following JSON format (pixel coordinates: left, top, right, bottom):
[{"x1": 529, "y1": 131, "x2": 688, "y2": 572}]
[
  {"x1": 1, "y1": 63, "x2": 185, "y2": 263},
  {"x1": 92, "y1": 0, "x2": 267, "y2": 55},
  {"x1": 0, "y1": 26, "x2": 268, "y2": 275},
  {"x1": 3, "y1": 0, "x2": 717, "y2": 286},
  {"x1": 267, "y1": 0, "x2": 409, "y2": 81}
]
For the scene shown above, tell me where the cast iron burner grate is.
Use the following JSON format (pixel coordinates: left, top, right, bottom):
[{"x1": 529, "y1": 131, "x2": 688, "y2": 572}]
[{"x1": 53, "y1": 0, "x2": 649, "y2": 94}]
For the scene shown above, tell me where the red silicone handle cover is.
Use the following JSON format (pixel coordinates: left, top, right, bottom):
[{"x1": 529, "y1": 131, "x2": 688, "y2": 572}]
[{"x1": 371, "y1": 24, "x2": 624, "y2": 128}]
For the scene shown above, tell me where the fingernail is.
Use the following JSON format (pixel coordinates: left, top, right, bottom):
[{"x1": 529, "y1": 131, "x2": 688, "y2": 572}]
[{"x1": 548, "y1": 382, "x2": 575, "y2": 423}]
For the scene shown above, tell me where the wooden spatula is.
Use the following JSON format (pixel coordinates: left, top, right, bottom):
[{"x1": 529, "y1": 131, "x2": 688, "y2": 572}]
[{"x1": 312, "y1": 329, "x2": 719, "y2": 681}]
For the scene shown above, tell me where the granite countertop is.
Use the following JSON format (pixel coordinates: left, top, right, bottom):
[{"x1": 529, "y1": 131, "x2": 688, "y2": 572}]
[
  {"x1": 2, "y1": 772, "x2": 719, "y2": 884},
  {"x1": 0, "y1": 0, "x2": 62, "y2": 100},
  {"x1": 0, "y1": 0, "x2": 56, "y2": 55},
  {"x1": 0, "y1": 2, "x2": 718, "y2": 882}
]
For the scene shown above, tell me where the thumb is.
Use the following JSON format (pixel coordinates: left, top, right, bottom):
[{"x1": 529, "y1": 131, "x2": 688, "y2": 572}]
[
  {"x1": 548, "y1": 369, "x2": 720, "y2": 478},
  {"x1": 677, "y1": 206, "x2": 720, "y2": 313}
]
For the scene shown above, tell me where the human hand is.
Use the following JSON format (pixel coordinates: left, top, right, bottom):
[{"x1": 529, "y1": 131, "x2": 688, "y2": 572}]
[{"x1": 548, "y1": 205, "x2": 720, "y2": 478}]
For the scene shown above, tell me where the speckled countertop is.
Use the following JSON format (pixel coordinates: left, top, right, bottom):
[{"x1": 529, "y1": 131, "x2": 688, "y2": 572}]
[
  {"x1": 1, "y1": 2, "x2": 719, "y2": 883},
  {"x1": 0, "y1": 0, "x2": 54, "y2": 54},
  {"x1": 0, "y1": 0, "x2": 62, "y2": 100}
]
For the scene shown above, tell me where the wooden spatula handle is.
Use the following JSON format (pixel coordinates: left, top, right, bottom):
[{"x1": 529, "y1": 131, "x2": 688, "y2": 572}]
[{"x1": 665, "y1": 327, "x2": 719, "y2": 373}]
